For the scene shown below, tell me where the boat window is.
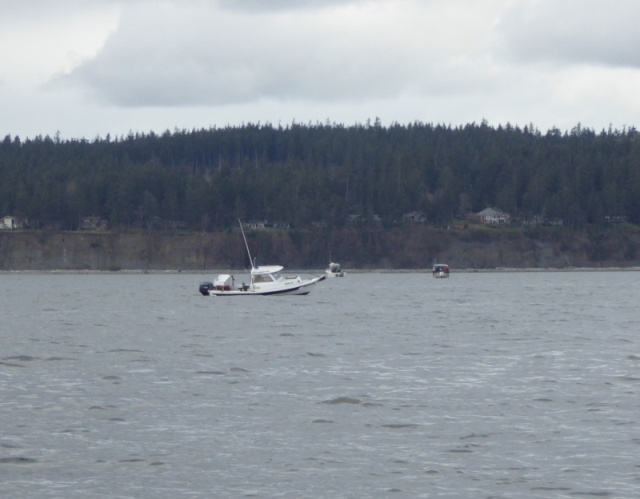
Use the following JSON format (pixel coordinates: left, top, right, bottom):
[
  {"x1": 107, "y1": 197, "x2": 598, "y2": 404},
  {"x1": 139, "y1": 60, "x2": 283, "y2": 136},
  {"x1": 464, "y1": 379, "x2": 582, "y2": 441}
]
[
  {"x1": 272, "y1": 272, "x2": 282, "y2": 280},
  {"x1": 253, "y1": 274, "x2": 273, "y2": 283}
]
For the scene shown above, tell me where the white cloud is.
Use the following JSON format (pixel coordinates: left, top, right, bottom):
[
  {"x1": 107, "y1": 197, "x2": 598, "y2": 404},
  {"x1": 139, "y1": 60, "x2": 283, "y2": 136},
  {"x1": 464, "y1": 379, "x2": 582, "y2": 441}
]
[
  {"x1": 57, "y1": 2, "x2": 411, "y2": 106},
  {"x1": 0, "y1": 3, "x2": 120, "y2": 84},
  {"x1": 59, "y1": 0, "x2": 507, "y2": 107},
  {"x1": 2, "y1": 0, "x2": 640, "y2": 139},
  {"x1": 497, "y1": 0, "x2": 640, "y2": 68},
  {"x1": 215, "y1": 0, "x2": 379, "y2": 13}
]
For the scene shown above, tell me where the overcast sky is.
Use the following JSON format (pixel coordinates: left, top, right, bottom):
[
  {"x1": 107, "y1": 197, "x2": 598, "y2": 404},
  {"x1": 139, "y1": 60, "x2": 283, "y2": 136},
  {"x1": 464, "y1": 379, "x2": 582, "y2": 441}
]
[{"x1": 2, "y1": 0, "x2": 639, "y2": 140}]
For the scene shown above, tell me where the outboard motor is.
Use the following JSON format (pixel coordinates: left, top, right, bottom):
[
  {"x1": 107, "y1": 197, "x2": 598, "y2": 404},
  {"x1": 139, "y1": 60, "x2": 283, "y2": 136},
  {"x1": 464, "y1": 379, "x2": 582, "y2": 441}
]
[{"x1": 199, "y1": 282, "x2": 213, "y2": 296}]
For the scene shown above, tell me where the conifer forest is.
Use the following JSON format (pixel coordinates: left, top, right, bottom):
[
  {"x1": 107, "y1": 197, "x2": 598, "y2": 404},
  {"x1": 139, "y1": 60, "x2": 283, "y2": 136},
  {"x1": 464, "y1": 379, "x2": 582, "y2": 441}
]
[{"x1": 2, "y1": 120, "x2": 640, "y2": 232}]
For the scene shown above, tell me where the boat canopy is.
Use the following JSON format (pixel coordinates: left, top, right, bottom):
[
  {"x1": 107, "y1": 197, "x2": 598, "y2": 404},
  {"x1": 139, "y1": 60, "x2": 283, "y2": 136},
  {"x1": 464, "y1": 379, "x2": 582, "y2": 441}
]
[{"x1": 251, "y1": 265, "x2": 284, "y2": 275}]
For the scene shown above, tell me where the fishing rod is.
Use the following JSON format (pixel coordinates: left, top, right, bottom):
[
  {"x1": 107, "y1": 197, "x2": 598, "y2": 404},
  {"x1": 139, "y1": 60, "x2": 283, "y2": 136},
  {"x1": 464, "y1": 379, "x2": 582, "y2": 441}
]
[{"x1": 238, "y1": 219, "x2": 255, "y2": 269}]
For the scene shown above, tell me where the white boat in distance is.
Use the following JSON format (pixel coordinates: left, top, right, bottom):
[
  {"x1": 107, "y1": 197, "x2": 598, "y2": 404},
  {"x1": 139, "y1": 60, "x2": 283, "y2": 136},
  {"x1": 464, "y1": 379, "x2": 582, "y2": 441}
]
[
  {"x1": 432, "y1": 263, "x2": 450, "y2": 278},
  {"x1": 199, "y1": 221, "x2": 325, "y2": 296},
  {"x1": 325, "y1": 262, "x2": 345, "y2": 277}
]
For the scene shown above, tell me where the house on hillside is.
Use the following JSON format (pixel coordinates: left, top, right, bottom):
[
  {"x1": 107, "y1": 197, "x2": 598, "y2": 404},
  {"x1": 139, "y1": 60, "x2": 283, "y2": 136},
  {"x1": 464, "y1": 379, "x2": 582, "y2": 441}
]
[
  {"x1": 402, "y1": 211, "x2": 427, "y2": 223},
  {"x1": 477, "y1": 207, "x2": 510, "y2": 225},
  {"x1": 244, "y1": 220, "x2": 290, "y2": 230},
  {"x1": 1, "y1": 215, "x2": 24, "y2": 230},
  {"x1": 346, "y1": 214, "x2": 383, "y2": 226},
  {"x1": 246, "y1": 220, "x2": 267, "y2": 229},
  {"x1": 79, "y1": 216, "x2": 109, "y2": 231}
]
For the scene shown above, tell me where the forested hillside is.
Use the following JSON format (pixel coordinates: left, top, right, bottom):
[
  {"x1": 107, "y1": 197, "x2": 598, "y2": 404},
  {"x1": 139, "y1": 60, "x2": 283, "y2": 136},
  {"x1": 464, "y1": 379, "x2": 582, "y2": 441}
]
[{"x1": 2, "y1": 120, "x2": 640, "y2": 231}]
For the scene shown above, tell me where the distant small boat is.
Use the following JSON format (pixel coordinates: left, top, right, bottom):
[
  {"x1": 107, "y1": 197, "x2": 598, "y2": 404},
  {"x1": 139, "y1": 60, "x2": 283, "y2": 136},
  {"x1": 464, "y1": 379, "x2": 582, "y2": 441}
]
[
  {"x1": 432, "y1": 263, "x2": 450, "y2": 278},
  {"x1": 199, "y1": 220, "x2": 325, "y2": 296},
  {"x1": 325, "y1": 262, "x2": 345, "y2": 277}
]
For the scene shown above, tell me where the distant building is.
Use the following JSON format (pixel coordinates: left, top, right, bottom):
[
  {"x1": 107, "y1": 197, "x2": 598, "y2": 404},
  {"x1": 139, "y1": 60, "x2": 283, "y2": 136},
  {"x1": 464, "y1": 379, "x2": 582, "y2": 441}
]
[
  {"x1": 1, "y1": 215, "x2": 24, "y2": 230},
  {"x1": 477, "y1": 208, "x2": 510, "y2": 225},
  {"x1": 402, "y1": 211, "x2": 427, "y2": 223},
  {"x1": 605, "y1": 215, "x2": 627, "y2": 224},
  {"x1": 79, "y1": 216, "x2": 109, "y2": 231},
  {"x1": 346, "y1": 214, "x2": 362, "y2": 225},
  {"x1": 346, "y1": 214, "x2": 382, "y2": 226},
  {"x1": 522, "y1": 215, "x2": 564, "y2": 227},
  {"x1": 244, "y1": 220, "x2": 290, "y2": 230}
]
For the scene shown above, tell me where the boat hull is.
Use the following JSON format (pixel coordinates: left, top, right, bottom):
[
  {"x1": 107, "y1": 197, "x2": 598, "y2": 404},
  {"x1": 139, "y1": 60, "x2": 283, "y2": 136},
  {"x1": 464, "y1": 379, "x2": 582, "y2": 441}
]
[
  {"x1": 432, "y1": 263, "x2": 450, "y2": 278},
  {"x1": 207, "y1": 275, "x2": 325, "y2": 296},
  {"x1": 325, "y1": 262, "x2": 344, "y2": 277}
]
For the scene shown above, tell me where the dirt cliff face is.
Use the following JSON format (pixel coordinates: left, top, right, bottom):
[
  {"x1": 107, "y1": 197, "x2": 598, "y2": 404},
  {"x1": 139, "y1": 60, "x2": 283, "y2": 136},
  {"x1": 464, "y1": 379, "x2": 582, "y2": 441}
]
[
  {"x1": 0, "y1": 231, "x2": 239, "y2": 271},
  {"x1": 1, "y1": 227, "x2": 639, "y2": 271}
]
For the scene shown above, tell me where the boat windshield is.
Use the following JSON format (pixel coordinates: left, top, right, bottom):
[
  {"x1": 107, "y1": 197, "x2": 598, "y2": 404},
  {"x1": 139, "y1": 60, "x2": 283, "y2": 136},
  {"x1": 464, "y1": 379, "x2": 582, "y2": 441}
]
[{"x1": 253, "y1": 273, "x2": 275, "y2": 283}]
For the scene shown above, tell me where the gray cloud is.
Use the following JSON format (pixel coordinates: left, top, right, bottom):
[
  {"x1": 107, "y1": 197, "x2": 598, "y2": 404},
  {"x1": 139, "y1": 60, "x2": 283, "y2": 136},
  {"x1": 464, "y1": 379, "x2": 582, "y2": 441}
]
[
  {"x1": 497, "y1": 0, "x2": 640, "y2": 69},
  {"x1": 7, "y1": 0, "x2": 640, "y2": 139},
  {"x1": 57, "y1": 2, "x2": 425, "y2": 107},
  {"x1": 215, "y1": 0, "x2": 381, "y2": 13}
]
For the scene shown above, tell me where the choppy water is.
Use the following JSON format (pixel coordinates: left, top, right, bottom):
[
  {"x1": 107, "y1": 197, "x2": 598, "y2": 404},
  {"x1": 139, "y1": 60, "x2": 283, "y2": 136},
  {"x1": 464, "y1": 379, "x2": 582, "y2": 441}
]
[{"x1": 1, "y1": 270, "x2": 639, "y2": 498}]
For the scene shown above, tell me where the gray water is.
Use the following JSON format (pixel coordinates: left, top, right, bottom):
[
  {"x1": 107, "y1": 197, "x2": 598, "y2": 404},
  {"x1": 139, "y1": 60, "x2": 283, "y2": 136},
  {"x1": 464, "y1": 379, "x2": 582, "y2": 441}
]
[{"x1": 1, "y1": 271, "x2": 639, "y2": 498}]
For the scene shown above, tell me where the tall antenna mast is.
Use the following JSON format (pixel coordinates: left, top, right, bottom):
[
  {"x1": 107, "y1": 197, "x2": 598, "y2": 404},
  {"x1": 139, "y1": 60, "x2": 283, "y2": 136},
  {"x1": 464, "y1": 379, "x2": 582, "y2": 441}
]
[{"x1": 238, "y1": 219, "x2": 255, "y2": 269}]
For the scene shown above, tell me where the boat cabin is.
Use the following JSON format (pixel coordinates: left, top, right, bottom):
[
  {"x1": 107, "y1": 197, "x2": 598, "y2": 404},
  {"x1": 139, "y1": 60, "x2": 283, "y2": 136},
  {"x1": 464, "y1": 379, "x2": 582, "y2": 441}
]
[
  {"x1": 432, "y1": 263, "x2": 450, "y2": 278},
  {"x1": 251, "y1": 265, "x2": 284, "y2": 283}
]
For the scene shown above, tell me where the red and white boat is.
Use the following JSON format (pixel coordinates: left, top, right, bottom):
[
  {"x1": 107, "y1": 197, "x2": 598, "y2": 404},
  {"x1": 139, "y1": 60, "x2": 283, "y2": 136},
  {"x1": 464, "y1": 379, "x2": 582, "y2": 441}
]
[{"x1": 432, "y1": 263, "x2": 450, "y2": 278}]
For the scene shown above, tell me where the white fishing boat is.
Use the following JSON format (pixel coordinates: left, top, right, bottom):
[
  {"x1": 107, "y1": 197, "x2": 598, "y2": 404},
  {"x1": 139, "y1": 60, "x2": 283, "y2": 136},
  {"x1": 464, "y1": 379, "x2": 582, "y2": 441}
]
[
  {"x1": 325, "y1": 262, "x2": 345, "y2": 277},
  {"x1": 199, "y1": 221, "x2": 325, "y2": 296},
  {"x1": 432, "y1": 262, "x2": 450, "y2": 278}
]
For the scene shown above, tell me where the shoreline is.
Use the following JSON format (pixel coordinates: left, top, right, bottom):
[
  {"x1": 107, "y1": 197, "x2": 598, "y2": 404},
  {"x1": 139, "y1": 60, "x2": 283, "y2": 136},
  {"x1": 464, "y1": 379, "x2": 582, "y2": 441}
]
[{"x1": 2, "y1": 266, "x2": 640, "y2": 275}]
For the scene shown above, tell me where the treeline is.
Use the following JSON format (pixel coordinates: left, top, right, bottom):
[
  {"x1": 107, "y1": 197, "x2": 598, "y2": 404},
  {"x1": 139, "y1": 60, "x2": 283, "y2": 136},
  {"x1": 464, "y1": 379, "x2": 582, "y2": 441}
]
[{"x1": 2, "y1": 120, "x2": 640, "y2": 231}]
